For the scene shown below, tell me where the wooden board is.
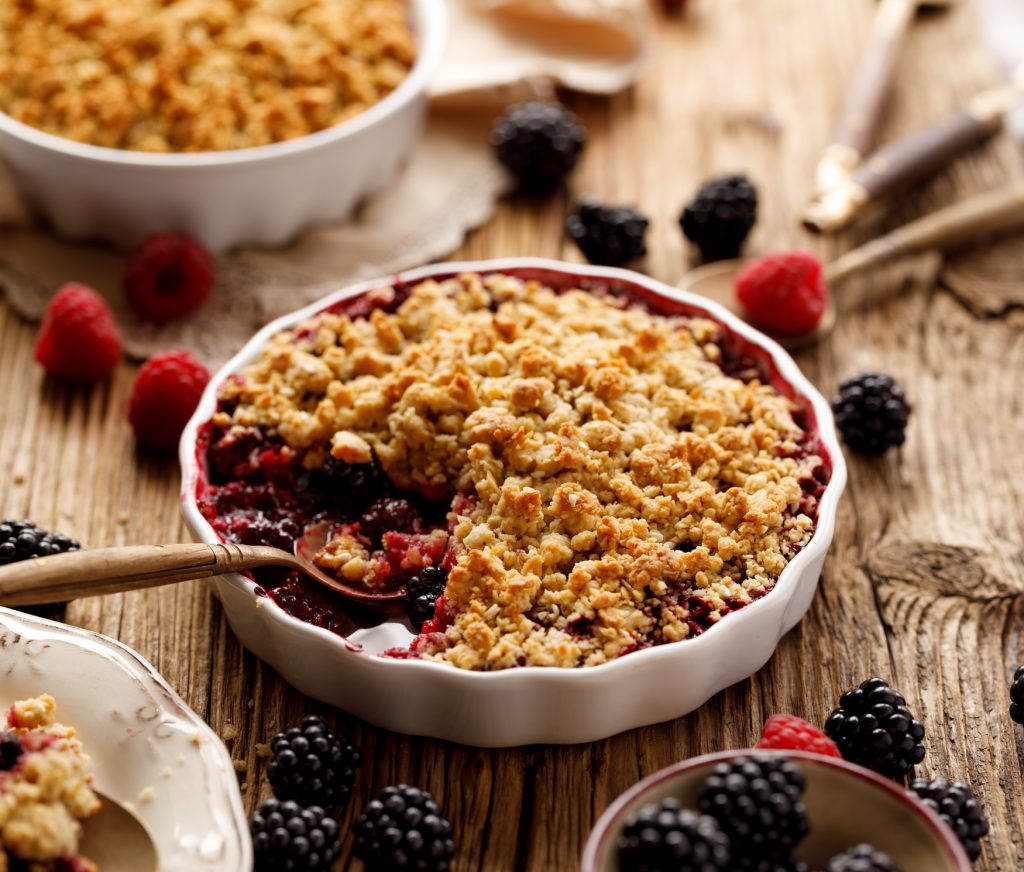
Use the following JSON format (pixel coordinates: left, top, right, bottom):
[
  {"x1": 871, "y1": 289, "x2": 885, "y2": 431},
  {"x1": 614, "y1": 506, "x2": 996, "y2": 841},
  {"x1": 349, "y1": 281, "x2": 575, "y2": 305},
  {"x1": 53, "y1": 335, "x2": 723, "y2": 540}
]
[{"x1": 2, "y1": 0, "x2": 1024, "y2": 868}]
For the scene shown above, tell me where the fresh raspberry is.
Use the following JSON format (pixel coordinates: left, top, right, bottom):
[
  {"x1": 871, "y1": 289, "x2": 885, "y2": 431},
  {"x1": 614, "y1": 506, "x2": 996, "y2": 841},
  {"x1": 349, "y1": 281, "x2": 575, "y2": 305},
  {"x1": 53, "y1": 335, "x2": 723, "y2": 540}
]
[
  {"x1": 34, "y1": 283, "x2": 121, "y2": 381},
  {"x1": 757, "y1": 714, "x2": 841, "y2": 758},
  {"x1": 124, "y1": 232, "x2": 215, "y2": 323},
  {"x1": 734, "y1": 251, "x2": 829, "y2": 336},
  {"x1": 128, "y1": 349, "x2": 210, "y2": 451}
]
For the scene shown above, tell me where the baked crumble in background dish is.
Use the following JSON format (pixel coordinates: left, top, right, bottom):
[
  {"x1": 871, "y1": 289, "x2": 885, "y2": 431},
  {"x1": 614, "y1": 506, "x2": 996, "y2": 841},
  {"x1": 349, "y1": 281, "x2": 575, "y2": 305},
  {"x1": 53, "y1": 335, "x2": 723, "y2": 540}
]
[
  {"x1": 0, "y1": 695, "x2": 100, "y2": 872},
  {"x1": 197, "y1": 271, "x2": 830, "y2": 670},
  {"x1": 0, "y1": 0, "x2": 416, "y2": 153}
]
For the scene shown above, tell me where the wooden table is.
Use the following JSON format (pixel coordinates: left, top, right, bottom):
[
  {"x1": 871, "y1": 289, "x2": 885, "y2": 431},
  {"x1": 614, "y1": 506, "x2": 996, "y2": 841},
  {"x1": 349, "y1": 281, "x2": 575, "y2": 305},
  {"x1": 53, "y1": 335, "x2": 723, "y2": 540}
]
[{"x1": 3, "y1": 0, "x2": 1024, "y2": 868}]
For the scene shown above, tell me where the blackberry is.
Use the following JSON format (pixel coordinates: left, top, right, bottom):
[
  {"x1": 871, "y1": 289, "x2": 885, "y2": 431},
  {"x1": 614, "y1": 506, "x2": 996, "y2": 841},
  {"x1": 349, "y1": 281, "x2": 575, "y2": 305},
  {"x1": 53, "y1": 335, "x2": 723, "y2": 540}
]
[
  {"x1": 617, "y1": 797, "x2": 730, "y2": 872},
  {"x1": 1010, "y1": 665, "x2": 1024, "y2": 725},
  {"x1": 736, "y1": 861, "x2": 811, "y2": 872},
  {"x1": 267, "y1": 715, "x2": 361, "y2": 809},
  {"x1": 825, "y1": 844, "x2": 901, "y2": 872},
  {"x1": 307, "y1": 458, "x2": 388, "y2": 515},
  {"x1": 0, "y1": 519, "x2": 80, "y2": 616},
  {"x1": 360, "y1": 498, "x2": 421, "y2": 542},
  {"x1": 680, "y1": 174, "x2": 758, "y2": 262},
  {"x1": 566, "y1": 199, "x2": 649, "y2": 266},
  {"x1": 909, "y1": 777, "x2": 989, "y2": 861},
  {"x1": 490, "y1": 102, "x2": 587, "y2": 191},
  {"x1": 824, "y1": 677, "x2": 925, "y2": 779},
  {"x1": 0, "y1": 733, "x2": 24, "y2": 771},
  {"x1": 354, "y1": 784, "x2": 455, "y2": 872},
  {"x1": 249, "y1": 799, "x2": 340, "y2": 872},
  {"x1": 0, "y1": 519, "x2": 80, "y2": 564},
  {"x1": 406, "y1": 565, "x2": 448, "y2": 630},
  {"x1": 830, "y1": 374, "x2": 910, "y2": 455},
  {"x1": 697, "y1": 755, "x2": 809, "y2": 861}
]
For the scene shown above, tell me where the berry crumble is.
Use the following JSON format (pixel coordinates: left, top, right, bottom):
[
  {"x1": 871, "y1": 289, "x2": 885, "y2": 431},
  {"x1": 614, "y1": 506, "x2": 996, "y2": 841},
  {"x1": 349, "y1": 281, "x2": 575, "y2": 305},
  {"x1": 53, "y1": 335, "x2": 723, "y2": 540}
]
[
  {"x1": 0, "y1": 695, "x2": 100, "y2": 872},
  {"x1": 0, "y1": 0, "x2": 416, "y2": 153},
  {"x1": 198, "y1": 271, "x2": 829, "y2": 669}
]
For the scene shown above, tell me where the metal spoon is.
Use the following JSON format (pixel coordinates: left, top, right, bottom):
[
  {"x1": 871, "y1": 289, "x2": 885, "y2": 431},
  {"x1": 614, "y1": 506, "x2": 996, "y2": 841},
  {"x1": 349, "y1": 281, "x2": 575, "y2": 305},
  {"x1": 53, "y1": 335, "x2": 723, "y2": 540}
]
[
  {"x1": 79, "y1": 789, "x2": 160, "y2": 872},
  {"x1": 0, "y1": 521, "x2": 405, "y2": 606},
  {"x1": 679, "y1": 185, "x2": 1024, "y2": 349}
]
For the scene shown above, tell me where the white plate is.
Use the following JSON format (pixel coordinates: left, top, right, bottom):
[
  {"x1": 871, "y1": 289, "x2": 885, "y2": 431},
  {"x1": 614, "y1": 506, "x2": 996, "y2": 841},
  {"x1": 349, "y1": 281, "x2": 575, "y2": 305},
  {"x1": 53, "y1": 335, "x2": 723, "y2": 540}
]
[
  {"x1": 180, "y1": 258, "x2": 848, "y2": 747},
  {"x1": 0, "y1": 607, "x2": 251, "y2": 871}
]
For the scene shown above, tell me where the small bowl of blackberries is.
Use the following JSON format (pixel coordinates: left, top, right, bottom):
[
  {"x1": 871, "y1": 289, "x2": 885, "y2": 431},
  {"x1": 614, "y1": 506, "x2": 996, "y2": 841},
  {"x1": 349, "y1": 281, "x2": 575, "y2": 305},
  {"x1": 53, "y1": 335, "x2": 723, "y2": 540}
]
[{"x1": 582, "y1": 747, "x2": 973, "y2": 872}]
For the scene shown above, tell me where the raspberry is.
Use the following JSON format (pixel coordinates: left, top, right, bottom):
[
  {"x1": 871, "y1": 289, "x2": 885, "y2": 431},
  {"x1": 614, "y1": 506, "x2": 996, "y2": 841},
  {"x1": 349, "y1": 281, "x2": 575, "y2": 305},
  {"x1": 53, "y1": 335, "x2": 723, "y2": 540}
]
[
  {"x1": 124, "y1": 232, "x2": 216, "y2": 323},
  {"x1": 756, "y1": 714, "x2": 841, "y2": 759},
  {"x1": 34, "y1": 283, "x2": 121, "y2": 381},
  {"x1": 128, "y1": 349, "x2": 211, "y2": 451},
  {"x1": 734, "y1": 251, "x2": 829, "y2": 336}
]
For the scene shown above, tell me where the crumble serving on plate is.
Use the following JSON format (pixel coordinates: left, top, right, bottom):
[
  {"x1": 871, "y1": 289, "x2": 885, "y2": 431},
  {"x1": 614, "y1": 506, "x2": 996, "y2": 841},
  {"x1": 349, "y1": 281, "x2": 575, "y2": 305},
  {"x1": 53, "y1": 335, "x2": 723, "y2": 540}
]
[
  {"x1": 0, "y1": 694, "x2": 100, "y2": 872},
  {"x1": 0, "y1": 0, "x2": 416, "y2": 152},
  {"x1": 201, "y1": 272, "x2": 827, "y2": 669}
]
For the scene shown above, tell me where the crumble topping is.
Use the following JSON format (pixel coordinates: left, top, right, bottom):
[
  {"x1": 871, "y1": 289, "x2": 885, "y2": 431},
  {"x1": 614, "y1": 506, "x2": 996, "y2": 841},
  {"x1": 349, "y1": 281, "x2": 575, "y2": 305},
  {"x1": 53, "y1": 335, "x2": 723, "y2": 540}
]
[
  {"x1": 213, "y1": 272, "x2": 825, "y2": 669},
  {"x1": 0, "y1": 0, "x2": 415, "y2": 152},
  {"x1": 0, "y1": 695, "x2": 100, "y2": 871}
]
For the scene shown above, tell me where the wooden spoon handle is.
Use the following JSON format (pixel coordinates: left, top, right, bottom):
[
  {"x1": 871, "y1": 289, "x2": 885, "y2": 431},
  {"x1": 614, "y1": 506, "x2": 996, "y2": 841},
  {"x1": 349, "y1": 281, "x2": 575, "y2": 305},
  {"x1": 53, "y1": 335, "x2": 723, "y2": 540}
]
[
  {"x1": 824, "y1": 186, "x2": 1024, "y2": 285},
  {"x1": 0, "y1": 543, "x2": 296, "y2": 605},
  {"x1": 813, "y1": 0, "x2": 917, "y2": 194}
]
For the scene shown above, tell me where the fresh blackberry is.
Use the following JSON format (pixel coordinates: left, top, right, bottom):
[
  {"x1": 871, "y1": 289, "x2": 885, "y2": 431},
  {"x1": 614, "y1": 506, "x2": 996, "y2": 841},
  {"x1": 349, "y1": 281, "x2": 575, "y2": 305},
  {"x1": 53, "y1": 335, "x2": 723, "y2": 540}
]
[
  {"x1": 617, "y1": 797, "x2": 730, "y2": 872},
  {"x1": 0, "y1": 733, "x2": 24, "y2": 771},
  {"x1": 909, "y1": 777, "x2": 989, "y2": 861},
  {"x1": 824, "y1": 677, "x2": 925, "y2": 779},
  {"x1": 0, "y1": 519, "x2": 80, "y2": 564},
  {"x1": 697, "y1": 755, "x2": 809, "y2": 861},
  {"x1": 1010, "y1": 665, "x2": 1024, "y2": 725},
  {"x1": 491, "y1": 102, "x2": 587, "y2": 191},
  {"x1": 354, "y1": 784, "x2": 455, "y2": 872},
  {"x1": 825, "y1": 844, "x2": 901, "y2": 872},
  {"x1": 249, "y1": 799, "x2": 340, "y2": 872},
  {"x1": 680, "y1": 174, "x2": 758, "y2": 262},
  {"x1": 267, "y1": 715, "x2": 361, "y2": 809},
  {"x1": 406, "y1": 566, "x2": 448, "y2": 630},
  {"x1": 566, "y1": 199, "x2": 649, "y2": 266},
  {"x1": 830, "y1": 373, "x2": 911, "y2": 455}
]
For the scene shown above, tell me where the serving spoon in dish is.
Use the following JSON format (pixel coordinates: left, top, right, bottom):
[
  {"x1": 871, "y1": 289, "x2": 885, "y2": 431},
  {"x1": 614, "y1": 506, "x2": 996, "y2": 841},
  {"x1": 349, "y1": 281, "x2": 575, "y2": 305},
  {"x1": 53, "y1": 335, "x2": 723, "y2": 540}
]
[
  {"x1": 0, "y1": 522, "x2": 405, "y2": 607},
  {"x1": 679, "y1": 185, "x2": 1024, "y2": 350},
  {"x1": 80, "y1": 790, "x2": 160, "y2": 872}
]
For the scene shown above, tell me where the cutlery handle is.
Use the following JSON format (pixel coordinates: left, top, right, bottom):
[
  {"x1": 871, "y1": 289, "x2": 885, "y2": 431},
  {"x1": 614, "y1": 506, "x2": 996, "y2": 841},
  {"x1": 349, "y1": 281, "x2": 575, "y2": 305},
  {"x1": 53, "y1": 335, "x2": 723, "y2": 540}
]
[
  {"x1": 805, "y1": 105, "x2": 1009, "y2": 232},
  {"x1": 0, "y1": 543, "x2": 295, "y2": 605},
  {"x1": 814, "y1": 0, "x2": 916, "y2": 193},
  {"x1": 825, "y1": 186, "x2": 1024, "y2": 285}
]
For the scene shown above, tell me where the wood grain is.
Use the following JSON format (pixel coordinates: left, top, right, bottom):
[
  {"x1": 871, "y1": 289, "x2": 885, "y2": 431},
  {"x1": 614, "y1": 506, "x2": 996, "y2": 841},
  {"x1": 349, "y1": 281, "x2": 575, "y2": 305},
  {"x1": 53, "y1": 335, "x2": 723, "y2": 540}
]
[{"x1": 3, "y1": 0, "x2": 1024, "y2": 869}]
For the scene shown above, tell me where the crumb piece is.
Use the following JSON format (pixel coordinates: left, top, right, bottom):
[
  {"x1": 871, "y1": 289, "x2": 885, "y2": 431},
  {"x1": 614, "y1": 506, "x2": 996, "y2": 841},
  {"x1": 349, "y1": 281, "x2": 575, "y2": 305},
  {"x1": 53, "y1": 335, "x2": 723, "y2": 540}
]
[
  {"x1": 255, "y1": 743, "x2": 272, "y2": 759},
  {"x1": 233, "y1": 760, "x2": 248, "y2": 773},
  {"x1": 138, "y1": 787, "x2": 155, "y2": 803},
  {"x1": 222, "y1": 724, "x2": 239, "y2": 742}
]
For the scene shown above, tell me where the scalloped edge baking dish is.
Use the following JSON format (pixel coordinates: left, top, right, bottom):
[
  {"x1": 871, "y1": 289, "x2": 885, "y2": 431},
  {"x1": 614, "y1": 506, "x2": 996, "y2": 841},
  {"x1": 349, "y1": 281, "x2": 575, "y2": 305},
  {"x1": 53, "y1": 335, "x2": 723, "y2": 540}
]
[
  {"x1": 180, "y1": 258, "x2": 848, "y2": 747},
  {"x1": 0, "y1": 0, "x2": 447, "y2": 251}
]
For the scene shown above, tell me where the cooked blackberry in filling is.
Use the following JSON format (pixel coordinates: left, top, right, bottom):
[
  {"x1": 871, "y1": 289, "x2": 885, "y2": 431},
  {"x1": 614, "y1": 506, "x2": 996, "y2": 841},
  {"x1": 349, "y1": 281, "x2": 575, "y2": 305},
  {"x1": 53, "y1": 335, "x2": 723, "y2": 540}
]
[{"x1": 198, "y1": 272, "x2": 828, "y2": 669}]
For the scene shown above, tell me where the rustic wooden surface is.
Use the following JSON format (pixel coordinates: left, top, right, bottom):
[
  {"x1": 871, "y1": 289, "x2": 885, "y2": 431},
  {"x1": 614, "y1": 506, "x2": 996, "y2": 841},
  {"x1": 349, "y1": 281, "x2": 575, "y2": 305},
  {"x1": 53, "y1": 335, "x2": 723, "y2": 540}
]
[{"x1": 3, "y1": 0, "x2": 1024, "y2": 868}]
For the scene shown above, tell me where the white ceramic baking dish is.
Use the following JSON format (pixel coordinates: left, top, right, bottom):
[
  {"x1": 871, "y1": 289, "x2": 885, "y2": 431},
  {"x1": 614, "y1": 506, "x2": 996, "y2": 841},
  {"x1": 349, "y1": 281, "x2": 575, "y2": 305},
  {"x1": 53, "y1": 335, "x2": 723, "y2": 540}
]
[
  {"x1": 0, "y1": 0, "x2": 446, "y2": 252},
  {"x1": 179, "y1": 258, "x2": 848, "y2": 747}
]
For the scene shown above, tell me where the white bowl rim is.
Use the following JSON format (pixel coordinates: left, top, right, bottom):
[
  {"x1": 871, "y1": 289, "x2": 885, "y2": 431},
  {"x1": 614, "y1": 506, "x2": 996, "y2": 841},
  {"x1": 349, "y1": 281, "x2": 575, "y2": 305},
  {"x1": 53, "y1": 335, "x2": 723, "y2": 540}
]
[
  {"x1": 579, "y1": 749, "x2": 973, "y2": 871},
  {"x1": 179, "y1": 257, "x2": 848, "y2": 684},
  {"x1": 0, "y1": 0, "x2": 447, "y2": 169}
]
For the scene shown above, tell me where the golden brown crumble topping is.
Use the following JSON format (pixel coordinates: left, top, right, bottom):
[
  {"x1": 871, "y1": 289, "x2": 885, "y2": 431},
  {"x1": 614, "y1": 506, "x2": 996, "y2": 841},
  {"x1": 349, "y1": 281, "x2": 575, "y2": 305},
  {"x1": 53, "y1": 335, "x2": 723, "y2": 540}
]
[
  {"x1": 0, "y1": 695, "x2": 100, "y2": 871},
  {"x1": 0, "y1": 0, "x2": 416, "y2": 152},
  {"x1": 215, "y1": 273, "x2": 824, "y2": 669}
]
